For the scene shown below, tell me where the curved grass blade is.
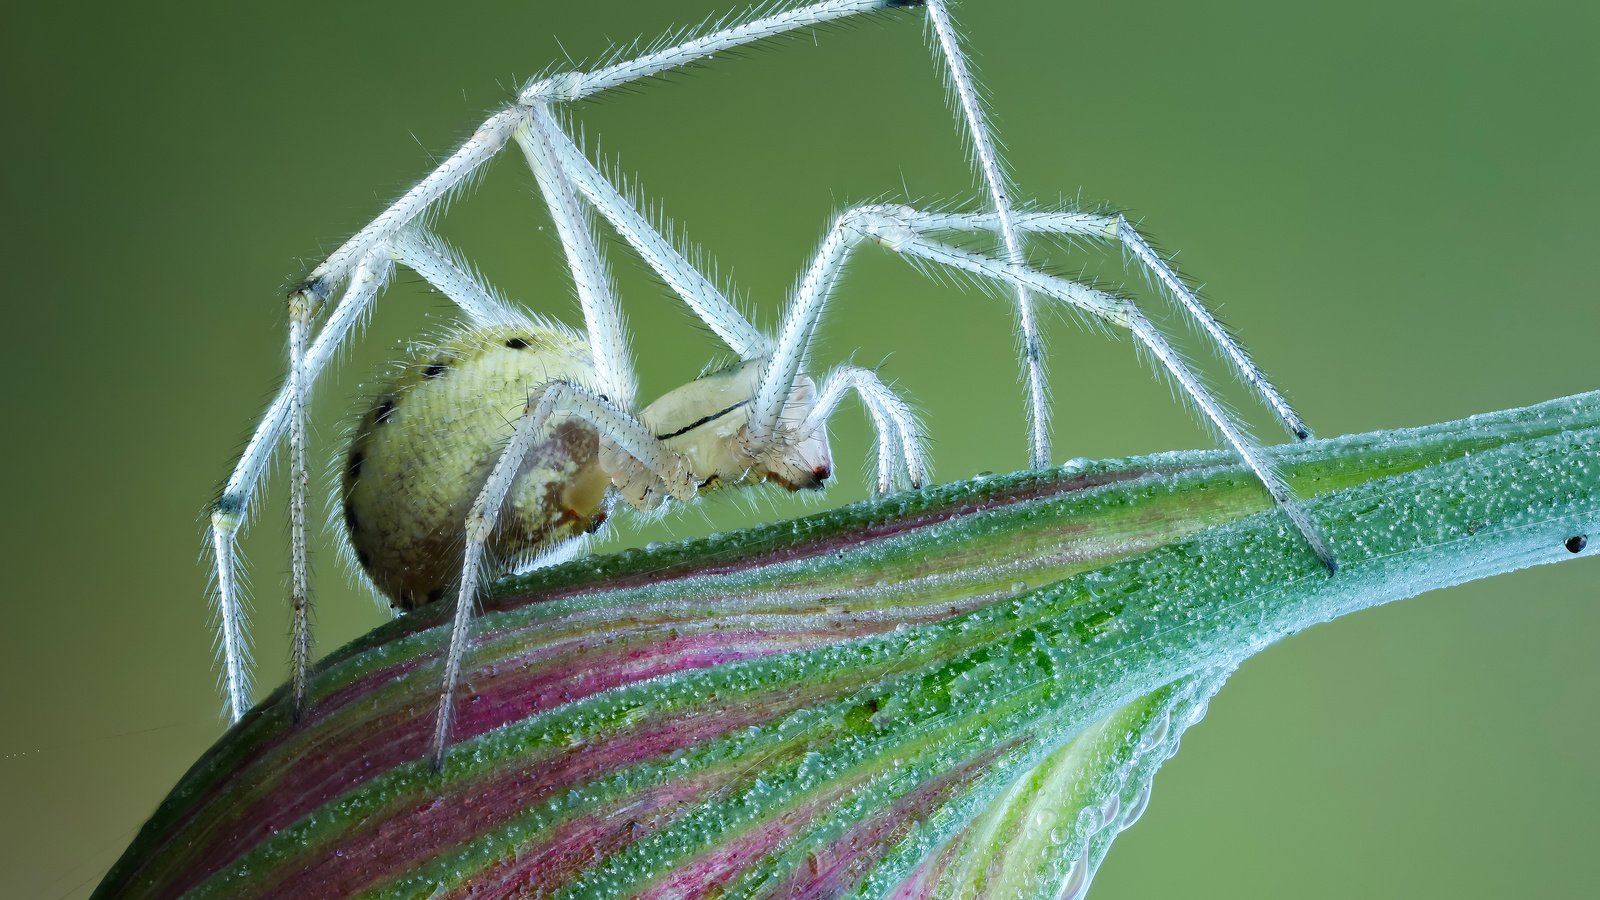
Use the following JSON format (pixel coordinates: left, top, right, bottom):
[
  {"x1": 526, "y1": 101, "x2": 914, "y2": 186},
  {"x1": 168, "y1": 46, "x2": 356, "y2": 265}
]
[
  {"x1": 895, "y1": 665, "x2": 1233, "y2": 899},
  {"x1": 96, "y1": 391, "x2": 1600, "y2": 898}
]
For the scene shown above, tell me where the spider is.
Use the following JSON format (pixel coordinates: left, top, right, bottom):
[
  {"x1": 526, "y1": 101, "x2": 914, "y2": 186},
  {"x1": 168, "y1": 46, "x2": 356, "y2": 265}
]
[{"x1": 207, "y1": 0, "x2": 1334, "y2": 769}]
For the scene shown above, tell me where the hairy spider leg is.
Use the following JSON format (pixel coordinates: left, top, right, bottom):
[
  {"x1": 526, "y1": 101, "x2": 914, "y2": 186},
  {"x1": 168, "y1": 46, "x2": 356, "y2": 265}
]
[
  {"x1": 210, "y1": 255, "x2": 391, "y2": 720},
  {"x1": 291, "y1": 1, "x2": 921, "y2": 303},
  {"x1": 924, "y1": 0, "x2": 1047, "y2": 468},
  {"x1": 209, "y1": 228, "x2": 557, "y2": 722},
  {"x1": 901, "y1": 210, "x2": 1313, "y2": 441},
  {"x1": 1113, "y1": 217, "x2": 1311, "y2": 440},
  {"x1": 516, "y1": 112, "x2": 635, "y2": 407},
  {"x1": 414, "y1": 111, "x2": 643, "y2": 767},
  {"x1": 397, "y1": 204, "x2": 671, "y2": 766},
  {"x1": 804, "y1": 366, "x2": 928, "y2": 492},
  {"x1": 528, "y1": 105, "x2": 770, "y2": 360},
  {"x1": 388, "y1": 228, "x2": 535, "y2": 330},
  {"x1": 430, "y1": 381, "x2": 695, "y2": 769},
  {"x1": 757, "y1": 204, "x2": 1338, "y2": 572},
  {"x1": 286, "y1": 290, "x2": 313, "y2": 719}
]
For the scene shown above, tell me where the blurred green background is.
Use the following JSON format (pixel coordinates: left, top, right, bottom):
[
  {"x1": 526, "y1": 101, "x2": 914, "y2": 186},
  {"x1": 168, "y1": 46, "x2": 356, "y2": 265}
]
[{"x1": 3, "y1": 1, "x2": 1597, "y2": 896}]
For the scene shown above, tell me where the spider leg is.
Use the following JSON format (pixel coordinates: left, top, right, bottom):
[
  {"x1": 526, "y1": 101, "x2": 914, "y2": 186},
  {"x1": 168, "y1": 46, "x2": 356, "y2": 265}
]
[
  {"x1": 802, "y1": 366, "x2": 929, "y2": 493},
  {"x1": 924, "y1": 0, "x2": 1047, "y2": 468},
  {"x1": 748, "y1": 212, "x2": 860, "y2": 449},
  {"x1": 209, "y1": 254, "x2": 392, "y2": 721},
  {"x1": 516, "y1": 110, "x2": 636, "y2": 407},
  {"x1": 209, "y1": 231, "x2": 535, "y2": 723},
  {"x1": 286, "y1": 293, "x2": 313, "y2": 720},
  {"x1": 388, "y1": 228, "x2": 533, "y2": 330},
  {"x1": 906, "y1": 209, "x2": 1313, "y2": 441},
  {"x1": 292, "y1": 1, "x2": 920, "y2": 302},
  {"x1": 755, "y1": 204, "x2": 1338, "y2": 573},
  {"x1": 431, "y1": 382, "x2": 694, "y2": 770},
  {"x1": 736, "y1": 210, "x2": 928, "y2": 496},
  {"x1": 530, "y1": 106, "x2": 770, "y2": 360},
  {"x1": 1112, "y1": 215, "x2": 1312, "y2": 440},
  {"x1": 878, "y1": 210, "x2": 1338, "y2": 572}
]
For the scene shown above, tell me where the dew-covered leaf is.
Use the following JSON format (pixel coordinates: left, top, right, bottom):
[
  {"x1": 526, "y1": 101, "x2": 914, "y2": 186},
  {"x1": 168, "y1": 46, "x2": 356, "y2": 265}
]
[{"x1": 97, "y1": 392, "x2": 1600, "y2": 898}]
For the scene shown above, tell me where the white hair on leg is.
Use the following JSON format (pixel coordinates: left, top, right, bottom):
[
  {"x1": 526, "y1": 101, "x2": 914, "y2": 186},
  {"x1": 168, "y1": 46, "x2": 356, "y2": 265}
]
[
  {"x1": 1114, "y1": 215, "x2": 1312, "y2": 440},
  {"x1": 517, "y1": 112, "x2": 636, "y2": 407},
  {"x1": 905, "y1": 206, "x2": 1313, "y2": 441},
  {"x1": 298, "y1": 107, "x2": 528, "y2": 300},
  {"x1": 388, "y1": 228, "x2": 537, "y2": 331},
  {"x1": 521, "y1": 1, "x2": 910, "y2": 104},
  {"x1": 299, "y1": 2, "x2": 918, "y2": 298},
  {"x1": 925, "y1": 0, "x2": 1049, "y2": 468},
  {"x1": 533, "y1": 109, "x2": 771, "y2": 360},
  {"x1": 286, "y1": 290, "x2": 313, "y2": 720},
  {"x1": 750, "y1": 212, "x2": 867, "y2": 446},
  {"x1": 208, "y1": 253, "x2": 392, "y2": 721},
  {"x1": 803, "y1": 366, "x2": 928, "y2": 492},
  {"x1": 821, "y1": 204, "x2": 1337, "y2": 572}
]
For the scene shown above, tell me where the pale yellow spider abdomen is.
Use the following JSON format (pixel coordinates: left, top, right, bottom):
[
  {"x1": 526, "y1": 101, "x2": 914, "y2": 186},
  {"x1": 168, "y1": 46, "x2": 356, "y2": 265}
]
[{"x1": 341, "y1": 324, "x2": 611, "y2": 609}]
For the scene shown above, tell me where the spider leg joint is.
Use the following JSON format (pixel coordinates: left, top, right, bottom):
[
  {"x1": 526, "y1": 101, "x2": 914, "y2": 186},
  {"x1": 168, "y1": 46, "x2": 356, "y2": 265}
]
[
  {"x1": 287, "y1": 277, "x2": 333, "y2": 317},
  {"x1": 286, "y1": 288, "x2": 318, "y2": 320},
  {"x1": 522, "y1": 72, "x2": 588, "y2": 105},
  {"x1": 209, "y1": 500, "x2": 241, "y2": 535},
  {"x1": 839, "y1": 204, "x2": 917, "y2": 251}
]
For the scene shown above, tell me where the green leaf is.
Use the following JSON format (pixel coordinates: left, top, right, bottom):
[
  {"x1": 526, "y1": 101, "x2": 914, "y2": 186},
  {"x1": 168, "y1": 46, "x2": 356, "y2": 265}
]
[{"x1": 96, "y1": 391, "x2": 1599, "y2": 898}]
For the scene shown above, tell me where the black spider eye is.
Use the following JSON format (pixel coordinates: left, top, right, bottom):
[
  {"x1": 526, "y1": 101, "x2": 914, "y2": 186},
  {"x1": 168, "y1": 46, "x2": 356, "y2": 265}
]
[{"x1": 1566, "y1": 535, "x2": 1588, "y2": 554}]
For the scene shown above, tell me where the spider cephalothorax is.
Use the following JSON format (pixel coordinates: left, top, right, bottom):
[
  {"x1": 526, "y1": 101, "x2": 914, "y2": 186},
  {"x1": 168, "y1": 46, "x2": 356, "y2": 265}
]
[
  {"x1": 208, "y1": 0, "x2": 1332, "y2": 768},
  {"x1": 623, "y1": 360, "x2": 834, "y2": 502}
]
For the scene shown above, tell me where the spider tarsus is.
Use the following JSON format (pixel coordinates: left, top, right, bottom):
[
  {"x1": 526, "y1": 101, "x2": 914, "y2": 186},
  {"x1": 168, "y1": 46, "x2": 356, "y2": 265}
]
[
  {"x1": 1302, "y1": 524, "x2": 1339, "y2": 576},
  {"x1": 432, "y1": 701, "x2": 454, "y2": 775},
  {"x1": 1294, "y1": 427, "x2": 1312, "y2": 441}
]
